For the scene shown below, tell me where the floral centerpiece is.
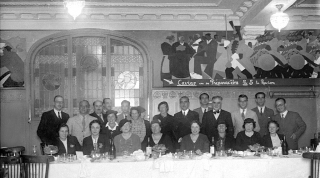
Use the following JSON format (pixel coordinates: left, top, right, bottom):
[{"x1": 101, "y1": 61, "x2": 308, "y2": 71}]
[{"x1": 152, "y1": 144, "x2": 167, "y2": 158}]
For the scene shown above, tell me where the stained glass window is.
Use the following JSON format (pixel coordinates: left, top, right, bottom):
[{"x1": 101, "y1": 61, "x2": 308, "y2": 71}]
[
  {"x1": 111, "y1": 39, "x2": 143, "y2": 107},
  {"x1": 32, "y1": 31, "x2": 147, "y2": 117}
]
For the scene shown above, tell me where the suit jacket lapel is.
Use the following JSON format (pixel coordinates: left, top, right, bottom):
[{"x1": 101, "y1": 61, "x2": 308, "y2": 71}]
[
  {"x1": 58, "y1": 139, "x2": 67, "y2": 153},
  {"x1": 50, "y1": 110, "x2": 59, "y2": 121}
]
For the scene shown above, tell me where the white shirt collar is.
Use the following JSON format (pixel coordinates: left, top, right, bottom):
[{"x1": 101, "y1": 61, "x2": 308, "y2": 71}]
[
  {"x1": 106, "y1": 122, "x2": 119, "y2": 131},
  {"x1": 281, "y1": 110, "x2": 288, "y2": 118},
  {"x1": 207, "y1": 39, "x2": 212, "y2": 44},
  {"x1": 182, "y1": 109, "x2": 189, "y2": 116},
  {"x1": 240, "y1": 108, "x2": 247, "y2": 114},
  {"x1": 53, "y1": 108, "x2": 61, "y2": 118},
  {"x1": 91, "y1": 136, "x2": 99, "y2": 144},
  {"x1": 201, "y1": 107, "x2": 208, "y2": 113},
  {"x1": 257, "y1": 106, "x2": 265, "y2": 113}
]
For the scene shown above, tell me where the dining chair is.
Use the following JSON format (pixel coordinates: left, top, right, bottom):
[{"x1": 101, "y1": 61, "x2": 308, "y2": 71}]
[
  {"x1": 303, "y1": 152, "x2": 320, "y2": 178},
  {"x1": 0, "y1": 156, "x2": 21, "y2": 178},
  {"x1": 0, "y1": 147, "x2": 25, "y2": 157},
  {"x1": 20, "y1": 155, "x2": 53, "y2": 178}
]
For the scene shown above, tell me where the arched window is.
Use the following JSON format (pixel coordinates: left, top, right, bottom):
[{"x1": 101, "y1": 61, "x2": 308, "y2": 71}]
[{"x1": 29, "y1": 29, "x2": 148, "y2": 117}]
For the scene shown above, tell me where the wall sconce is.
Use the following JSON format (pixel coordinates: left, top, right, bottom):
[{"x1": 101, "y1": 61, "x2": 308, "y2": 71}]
[
  {"x1": 270, "y1": 4, "x2": 290, "y2": 32},
  {"x1": 269, "y1": 91, "x2": 319, "y2": 98},
  {"x1": 64, "y1": 0, "x2": 85, "y2": 20}
]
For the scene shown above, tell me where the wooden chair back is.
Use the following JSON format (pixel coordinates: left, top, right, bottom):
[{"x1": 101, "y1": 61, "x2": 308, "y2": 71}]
[
  {"x1": 20, "y1": 155, "x2": 53, "y2": 178},
  {"x1": 0, "y1": 156, "x2": 21, "y2": 178},
  {"x1": 303, "y1": 152, "x2": 320, "y2": 178},
  {"x1": 0, "y1": 147, "x2": 25, "y2": 157}
]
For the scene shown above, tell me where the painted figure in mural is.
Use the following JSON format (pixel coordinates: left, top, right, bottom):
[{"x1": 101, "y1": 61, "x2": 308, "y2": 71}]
[
  {"x1": 171, "y1": 36, "x2": 195, "y2": 78},
  {"x1": 161, "y1": 35, "x2": 175, "y2": 80},
  {"x1": 202, "y1": 33, "x2": 218, "y2": 78},
  {"x1": 234, "y1": 40, "x2": 256, "y2": 79},
  {"x1": 0, "y1": 45, "x2": 24, "y2": 87}
]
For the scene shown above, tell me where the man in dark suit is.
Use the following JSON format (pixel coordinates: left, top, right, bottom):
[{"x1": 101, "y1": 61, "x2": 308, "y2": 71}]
[
  {"x1": 272, "y1": 98, "x2": 306, "y2": 150},
  {"x1": 201, "y1": 96, "x2": 233, "y2": 144},
  {"x1": 102, "y1": 98, "x2": 112, "y2": 114},
  {"x1": 37, "y1": 95, "x2": 70, "y2": 145},
  {"x1": 193, "y1": 93, "x2": 212, "y2": 123},
  {"x1": 171, "y1": 36, "x2": 195, "y2": 78},
  {"x1": 251, "y1": 92, "x2": 274, "y2": 136},
  {"x1": 90, "y1": 100, "x2": 108, "y2": 126},
  {"x1": 173, "y1": 96, "x2": 199, "y2": 145},
  {"x1": 203, "y1": 33, "x2": 218, "y2": 77}
]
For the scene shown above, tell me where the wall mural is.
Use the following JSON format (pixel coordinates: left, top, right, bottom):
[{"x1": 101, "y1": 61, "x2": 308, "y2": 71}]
[
  {"x1": 0, "y1": 37, "x2": 26, "y2": 88},
  {"x1": 161, "y1": 23, "x2": 320, "y2": 87}
]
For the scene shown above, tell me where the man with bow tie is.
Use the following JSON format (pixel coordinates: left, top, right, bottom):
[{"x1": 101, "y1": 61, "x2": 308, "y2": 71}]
[
  {"x1": 37, "y1": 95, "x2": 70, "y2": 145},
  {"x1": 272, "y1": 98, "x2": 306, "y2": 150},
  {"x1": 232, "y1": 94, "x2": 260, "y2": 138},
  {"x1": 251, "y1": 92, "x2": 274, "y2": 136},
  {"x1": 173, "y1": 96, "x2": 199, "y2": 148},
  {"x1": 90, "y1": 100, "x2": 108, "y2": 126},
  {"x1": 201, "y1": 96, "x2": 233, "y2": 144},
  {"x1": 193, "y1": 93, "x2": 212, "y2": 123}
]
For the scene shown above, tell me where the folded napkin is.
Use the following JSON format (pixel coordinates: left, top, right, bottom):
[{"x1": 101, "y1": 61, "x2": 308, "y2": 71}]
[{"x1": 153, "y1": 154, "x2": 174, "y2": 173}]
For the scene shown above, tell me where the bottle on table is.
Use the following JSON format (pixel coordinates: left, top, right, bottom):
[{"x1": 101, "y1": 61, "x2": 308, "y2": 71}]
[
  {"x1": 210, "y1": 137, "x2": 215, "y2": 157},
  {"x1": 281, "y1": 135, "x2": 289, "y2": 155},
  {"x1": 109, "y1": 138, "x2": 116, "y2": 160},
  {"x1": 313, "y1": 133, "x2": 319, "y2": 150},
  {"x1": 32, "y1": 145, "x2": 37, "y2": 155},
  {"x1": 146, "y1": 137, "x2": 152, "y2": 157}
]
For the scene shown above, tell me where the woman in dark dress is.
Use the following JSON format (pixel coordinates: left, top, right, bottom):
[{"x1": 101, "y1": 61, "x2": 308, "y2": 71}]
[
  {"x1": 261, "y1": 120, "x2": 284, "y2": 148},
  {"x1": 152, "y1": 102, "x2": 176, "y2": 145},
  {"x1": 101, "y1": 110, "x2": 121, "y2": 140},
  {"x1": 146, "y1": 120, "x2": 174, "y2": 153},
  {"x1": 235, "y1": 118, "x2": 262, "y2": 151},
  {"x1": 180, "y1": 121, "x2": 209, "y2": 154},
  {"x1": 45, "y1": 123, "x2": 81, "y2": 155},
  {"x1": 82, "y1": 120, "x2": 110, "y2": 155},
  {"x1": 215, "y1": 121, "x2": 235, "y2": 150}
]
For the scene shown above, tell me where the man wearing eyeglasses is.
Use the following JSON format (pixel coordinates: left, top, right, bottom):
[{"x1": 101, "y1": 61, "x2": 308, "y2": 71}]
[
  {"x1": 201, "y1": 96, "x2": 233, "y2": 144},
  {"x1": 272, "y1": 98, "x2": 306, "y2": 150},
  {"x1": 232, "y1": 94, "x2": 260, "y2": 138},
  {"x1": 37, "y1": 95, "x2": 70, "y2": 145}
]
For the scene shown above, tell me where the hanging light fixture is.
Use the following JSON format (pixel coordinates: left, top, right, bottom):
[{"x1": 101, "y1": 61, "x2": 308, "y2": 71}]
[
  {"x1": 270, "y1": 4, "x2": 290, "y2": 32},
  {"x1": 64, "y1": 0, "x2": 85, "y2": 20}
]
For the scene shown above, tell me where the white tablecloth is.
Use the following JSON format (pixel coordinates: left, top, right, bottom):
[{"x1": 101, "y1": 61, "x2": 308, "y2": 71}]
[{"x1": 48, "y1": 156, "x2": 311, "y2": 178}]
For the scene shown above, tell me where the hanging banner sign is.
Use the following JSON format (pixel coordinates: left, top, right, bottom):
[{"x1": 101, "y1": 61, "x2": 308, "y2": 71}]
[{"x1": 162, "y1": 79, "x2": 319, "y2": 87}]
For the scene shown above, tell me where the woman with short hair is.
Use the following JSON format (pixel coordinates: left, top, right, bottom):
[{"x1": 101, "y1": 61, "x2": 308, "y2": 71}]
[
  {"x1": 235, "y1": 118, "x2": 262, "y2": 151},
  {"x1": 45, "y1": 123, "x2": 81, "y2": 155},
  {"x1": 114, "y1": 120, "x2": 141, "y2": 156},
  {"x1": 101, "y1": 110, "x2": 121, "y2": 140},
  {"x1": 180, "y1": 121, "x2": 210, "y2": 155},
  {"x1": 82, "y1": 120, "x2": 110, "y2": 155},
  {"x1": 261, "y1": 120, "x2": 284, "y2": 148}
]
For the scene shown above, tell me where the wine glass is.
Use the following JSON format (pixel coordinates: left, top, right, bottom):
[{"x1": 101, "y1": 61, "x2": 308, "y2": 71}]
[{"x1": 32, "y1": 145, "x2": 37, "y2": 155}]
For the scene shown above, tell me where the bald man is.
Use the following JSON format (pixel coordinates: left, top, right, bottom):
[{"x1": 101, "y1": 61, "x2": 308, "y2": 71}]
[{"x1": 67, "y1": 100, "x2": 97, "y2": 145}]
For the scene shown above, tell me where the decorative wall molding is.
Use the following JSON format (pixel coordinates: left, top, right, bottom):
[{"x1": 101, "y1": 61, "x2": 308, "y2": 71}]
[
  {"x1": 0, "y1": 2, "x2": 223, "y2": 7},
  {"x1": 234, "y1": 0, "x2": 260, "y2": 18},
  {"x1": 0, "y1": 89, "x2": 26, "y2": 102},
  {"x1": 152, "y1": 89, "x2": 270, "y2": 100},
  {"x1": 242, "y1": 25, "x2": 265, "y2": 40},
  {"x1": 0, "y1": 3, "x2": 239, "y2": 30}
]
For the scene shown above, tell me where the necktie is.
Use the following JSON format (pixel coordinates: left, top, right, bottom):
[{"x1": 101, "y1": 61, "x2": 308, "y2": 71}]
[
  {"x1": 259, "y1": 108, "x2": 263, "y2": 115},
  {"x1": 281, "y1": 114, "x2": 284, "y2": 119},
  {"x1": 58, "y1": 112, "x2": 61, "y2": 119},
  {"x1": 125, "y1": 114, "x2": 127, "y2": 120},
  {"x1": 100, "y1": 114, "x2": 104, "y2": 122},
  {"x1": 204, "y1": 109, "x2": 207, "y2": 113},
  {"x1": 183, "y1": 111, "x2": 186, "y2": 116},
  {"x1": 82, "y1": 116, "x2": 86, "y2": 132},
  {"x1": 241, "y1": 109, "x2": 245, "y2": 120}
]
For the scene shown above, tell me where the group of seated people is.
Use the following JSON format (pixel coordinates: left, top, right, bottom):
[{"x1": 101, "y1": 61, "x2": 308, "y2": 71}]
[{"x1": 38, "y1": 92, "x2": 306, "y2": 156}]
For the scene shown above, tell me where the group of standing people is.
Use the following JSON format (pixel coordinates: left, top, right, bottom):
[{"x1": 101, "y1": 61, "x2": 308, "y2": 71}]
[{"x1": 37, "y1": 92, "x2": 307, "y2": 156}]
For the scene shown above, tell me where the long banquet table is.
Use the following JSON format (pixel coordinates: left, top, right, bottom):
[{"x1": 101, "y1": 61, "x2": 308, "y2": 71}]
[{"x1": 48, "y1": 155, "x2": 310, "y2": 178}]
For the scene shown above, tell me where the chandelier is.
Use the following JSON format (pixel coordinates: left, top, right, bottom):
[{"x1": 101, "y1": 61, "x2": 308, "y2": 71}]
[
  {"x1": 64, "y1": 0, "x2": 85, "y2": 20},
  {"x1": 270, "y1": 4, "x2": 290, "y2": 32}
]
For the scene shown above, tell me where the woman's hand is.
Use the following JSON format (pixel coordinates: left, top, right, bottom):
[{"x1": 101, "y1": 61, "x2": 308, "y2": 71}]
[{"x1": 195, "y1": 149, "x2": 202, "y2": 155}]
